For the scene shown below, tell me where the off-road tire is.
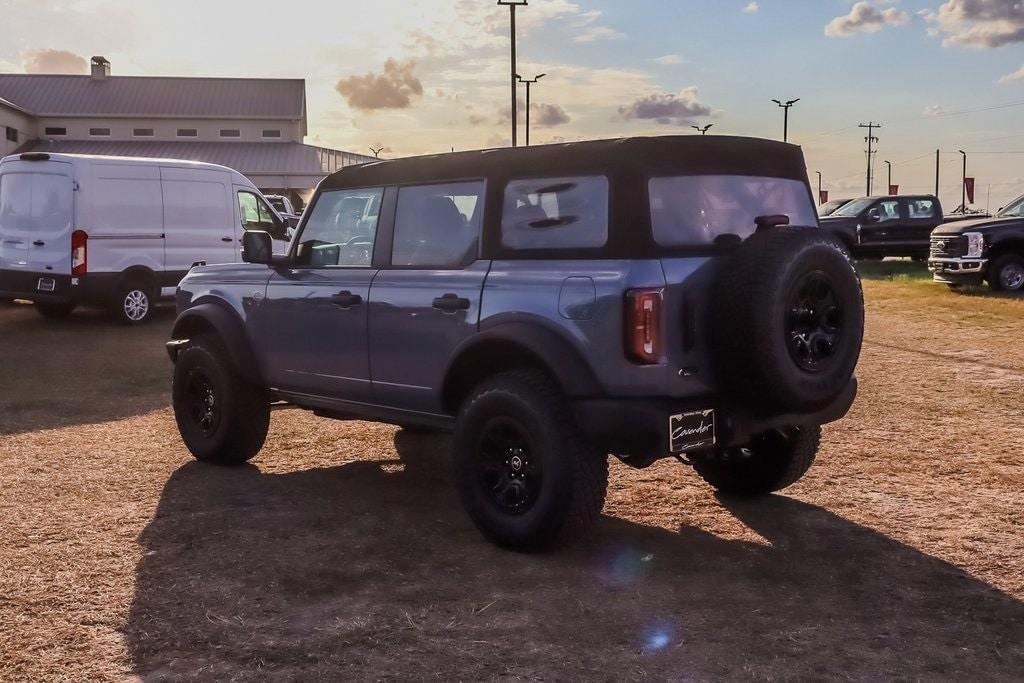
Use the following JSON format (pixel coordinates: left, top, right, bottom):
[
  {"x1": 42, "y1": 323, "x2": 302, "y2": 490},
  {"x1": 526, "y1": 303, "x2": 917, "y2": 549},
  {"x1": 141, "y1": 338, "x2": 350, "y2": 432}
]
[
  {"x1": 111, "y1": 279, "x2": 155, "y2": 325},
  {"x1": 35, "y1": 301, "x2": 76, "y2": 319},
  {"x1": 172, "y1": 336, "x2": 270, "y2": 465},
  {"x1": 692, "y1": 425, "x2": 821, "y2": 496},
  {"x1": 988, "y1": 253, "x2": 1024, "y2": 293},
  {"x1": 712, "y1": 227, "x2": 864, "y2": 413},
  {"x1": 453, "y1": 369, "x2": 608, "y2": 551}
]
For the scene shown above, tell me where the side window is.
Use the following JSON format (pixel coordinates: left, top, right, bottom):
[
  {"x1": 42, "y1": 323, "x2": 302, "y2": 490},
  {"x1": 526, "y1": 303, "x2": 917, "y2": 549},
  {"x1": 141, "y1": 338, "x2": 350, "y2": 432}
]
[
  {"x1": 392, "y1": 181, "x2": 484, "y2": 267},
  {"x1": 875, "y1": 199, "x2": 900, "y2": 222},
  {"x1": 908, "y1": 198, "x2": 936, "y2": 219},
  {"x1": 501, "y1": 176, "x2": 608, "y2": 250},
  {"x1": 237, "y1": 191, "x2": 286, "y2": 240},
  {"x1": 295, "y1": 188, "x2": 383, "y2": 267}
]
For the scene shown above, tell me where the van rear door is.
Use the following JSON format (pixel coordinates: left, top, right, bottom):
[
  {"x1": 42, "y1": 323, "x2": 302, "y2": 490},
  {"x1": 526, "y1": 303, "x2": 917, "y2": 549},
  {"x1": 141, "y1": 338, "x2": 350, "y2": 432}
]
[{"x1": 0, "y1": 158, "x2": 75, "y2": 276}]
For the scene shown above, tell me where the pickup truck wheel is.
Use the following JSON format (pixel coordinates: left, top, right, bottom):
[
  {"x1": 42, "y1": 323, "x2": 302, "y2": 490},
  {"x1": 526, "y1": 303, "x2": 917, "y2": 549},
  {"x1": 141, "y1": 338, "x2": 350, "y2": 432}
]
[
  {"x1": 172, "y1": 337, "x2": 270, "y2": 465},
  {"x1": 35, "y1": 301, "x2": 76, "y2": 319},
  {"x1": 453, "y1": 369, "x2": 608, "y2": 551},
  {"x1": 692, "y1": 425, "x2": 821, "y2": 496},
  {"x1": 989, "y1": 253, "x2": 1024, "y2": 292},
  {"x1": 111, "y1": 280, "x2": 155, "y2": 325}
]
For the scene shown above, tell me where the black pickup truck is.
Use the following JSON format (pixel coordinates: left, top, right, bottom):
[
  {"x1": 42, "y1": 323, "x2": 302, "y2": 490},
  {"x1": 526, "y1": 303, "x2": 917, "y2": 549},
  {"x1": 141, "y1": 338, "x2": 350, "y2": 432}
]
[
  {"x1": 929, "y1": 192, "x2": 1024, "y2": 292},
  {"x1": 819, "y1": 195, "x2": 944, "y2": 259}
]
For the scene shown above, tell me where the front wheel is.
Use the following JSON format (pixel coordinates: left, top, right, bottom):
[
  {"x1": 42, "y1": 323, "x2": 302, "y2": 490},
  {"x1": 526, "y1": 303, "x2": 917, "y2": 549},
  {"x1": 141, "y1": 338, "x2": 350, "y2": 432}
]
[
  {"x1": 989, "y1": 253, "x2": 1024, "y2": 293},
  {"x1": 692, "y1": 425, "x2": 821, "y2": 496},
  {"x1": 453, "y1": 369, "x2": 608, "y2": 551},
  {"x1": 172, "y1": 337, "x2": 270, "y2": 465}
]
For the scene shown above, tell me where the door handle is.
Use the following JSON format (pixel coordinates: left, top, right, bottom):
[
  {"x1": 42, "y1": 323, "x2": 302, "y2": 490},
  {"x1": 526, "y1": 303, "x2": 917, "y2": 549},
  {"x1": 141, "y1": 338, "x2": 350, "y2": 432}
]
[
  {"x1": 330, "y1": 290, "x2": 363, "y2": 308},
  {"x1": 432, "y1": 293, "x2": 471, "y2": 312},
  {"x1": 221, "y1": 237, "x2": 233, "y2": 243},
  {"x1": 32, "y1": 240, "x2": 45, "y2": 246}
]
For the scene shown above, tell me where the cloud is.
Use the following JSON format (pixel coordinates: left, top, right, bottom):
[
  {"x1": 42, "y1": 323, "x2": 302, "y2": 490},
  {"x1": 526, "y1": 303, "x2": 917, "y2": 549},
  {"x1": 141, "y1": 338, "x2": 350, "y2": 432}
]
[
  {"x1": 22, "y1": 48, "x2": 87, "y2": 74},
  {"x1": 533, "y1": 103, "x2": 571, "y2": 127},
  {"x1": 1000, "y1": 64, "x2": 1024, "y2": 81},
  {"x1": 652, "y1": 54, "x2": 686, "y2": 65},
  {"x1": 923, "y1": 104, "x2": 947, "y2": 116},
  {"x1": 335, "y1": 59, "x2": 423, "y2": 110},
  {"x1": 618, "y1": 87, "x2": 712, "y2": 126},
  {"x1": 743, "y1": 1, "x2": 760, "y2": 13},
  {"x1": 824, "y1": 2, "x2": 910, "y2": 37},
  {"x1": 572, "y1": 9, "x2": 625, "y2": 43},
  {"x1": 926, "y1": 0, "x2": 1024, "y2": 48}
]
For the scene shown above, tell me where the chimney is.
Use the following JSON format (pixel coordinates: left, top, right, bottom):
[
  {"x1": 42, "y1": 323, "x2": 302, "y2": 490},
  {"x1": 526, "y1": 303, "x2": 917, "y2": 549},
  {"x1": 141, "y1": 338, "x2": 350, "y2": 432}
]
[{"x1": 90, "y1": 56, "x2": 110, "y2": 79}]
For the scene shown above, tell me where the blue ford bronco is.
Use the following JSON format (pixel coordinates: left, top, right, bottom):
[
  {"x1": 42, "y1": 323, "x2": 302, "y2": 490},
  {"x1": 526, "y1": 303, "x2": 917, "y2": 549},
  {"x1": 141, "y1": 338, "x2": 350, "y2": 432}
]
[{"x1": 167, "y1": 136, "x2": 864, "y2": 550}]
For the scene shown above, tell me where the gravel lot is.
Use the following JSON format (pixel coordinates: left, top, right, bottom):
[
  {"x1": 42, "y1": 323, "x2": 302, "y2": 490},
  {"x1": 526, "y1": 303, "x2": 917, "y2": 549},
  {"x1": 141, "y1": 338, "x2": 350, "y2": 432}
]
[{"x1": 1, "y1": 272, "x2": 1022, "y2": 680}]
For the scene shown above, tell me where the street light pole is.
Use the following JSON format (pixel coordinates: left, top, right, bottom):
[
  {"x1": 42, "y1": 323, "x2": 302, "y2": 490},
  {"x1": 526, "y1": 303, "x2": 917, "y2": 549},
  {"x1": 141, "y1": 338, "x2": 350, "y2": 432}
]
[
  {"x1": 772, "y1": 98, "x2": 800, "y2": 142},
  {"x1": 498, "y1": 0, "x2": 528, "y2": 147},
  {"x1": 884, "y1": 160, "x2": 892, "y2": 194},
  {"x1": 516, "y1": 73, "x2": 545, "y2": 146},
  {"x1": 691, "y1": 123, "x2": 713, "y2": 135},
  {"x1": 959, "y1": 149, "x2": 967, "y2": 211},
  {"x1": 816, "y1": 171, "x2": 822, "y2": 204}
]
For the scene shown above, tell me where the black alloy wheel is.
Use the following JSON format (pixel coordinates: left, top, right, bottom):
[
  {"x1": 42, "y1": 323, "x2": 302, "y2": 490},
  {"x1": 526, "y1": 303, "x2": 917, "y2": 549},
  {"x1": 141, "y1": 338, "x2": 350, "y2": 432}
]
[
  {"x1": 476, "y1": 417, "x2": 542, "y2": 515},
  {"x1": 785, "y1": 270, "x2": 843, "y2": 373}
]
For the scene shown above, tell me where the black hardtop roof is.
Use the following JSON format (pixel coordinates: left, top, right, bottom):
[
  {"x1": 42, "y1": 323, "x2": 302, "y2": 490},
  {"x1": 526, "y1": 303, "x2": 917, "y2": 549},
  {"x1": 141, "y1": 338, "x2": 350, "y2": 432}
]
[{"x1": 321, "y1": 135, "x2": 809, "y2": 191}]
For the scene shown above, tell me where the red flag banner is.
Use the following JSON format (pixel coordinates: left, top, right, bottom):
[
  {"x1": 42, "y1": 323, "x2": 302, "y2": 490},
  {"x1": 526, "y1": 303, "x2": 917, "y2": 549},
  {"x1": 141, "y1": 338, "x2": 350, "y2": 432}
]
[
  {"x1": 965, "y1": 177, "x2": 975, "y2": 204},
  {"x1": 889, "y1": 184, "x2": 899, "y2": 196},
  {"x1": 819, "y1": 190, "x2": 829, "y2": 204}
]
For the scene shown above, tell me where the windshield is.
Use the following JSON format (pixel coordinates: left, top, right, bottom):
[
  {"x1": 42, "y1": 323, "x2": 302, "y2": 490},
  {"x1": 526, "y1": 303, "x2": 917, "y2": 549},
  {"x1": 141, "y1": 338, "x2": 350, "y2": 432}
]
[
  {"x1": 831, "y1": 197, "x2": 874, "y2": 217},
  {"x1": 0, "y1": 171, "x2": 73, "y2": 233},
  {"x1": 649, "y1": 175, "x2": 817, "y2": 246},
  {"x1": 997, "y1": 194, "x2": 1024, "y2": 218},
  {"x1": 818, "y1": 199, "x2": 848, "y2": 216}
]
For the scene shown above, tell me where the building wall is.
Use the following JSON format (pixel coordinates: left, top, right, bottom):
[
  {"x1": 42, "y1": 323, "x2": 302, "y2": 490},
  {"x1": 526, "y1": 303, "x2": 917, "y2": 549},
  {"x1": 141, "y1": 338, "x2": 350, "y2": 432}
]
[
  {"x1": 1, "y1": 103, "x2": 36, "y2": 157},
  {"x1": 32, "y1": 117, "x2": 304, "y2": 144}
]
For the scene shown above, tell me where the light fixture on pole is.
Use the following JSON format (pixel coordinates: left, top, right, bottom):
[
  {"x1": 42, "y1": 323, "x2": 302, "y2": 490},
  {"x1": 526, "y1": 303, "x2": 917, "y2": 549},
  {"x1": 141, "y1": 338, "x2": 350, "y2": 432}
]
[
  {"x1": 516, "y1": 72, "x2": 545, "y2": 146},
  {"x1": 771, "y1": 98, "x2": 800, "y2": 142},
  {"x1": 369, "y1": 146, "x2": 385, "y2": 158},
  {"x1": 498, "y1": 0, "x2": 528, "y2": 147},
  {"x1": 691, "y1": 123, "x2": 713, "y2": 136}
]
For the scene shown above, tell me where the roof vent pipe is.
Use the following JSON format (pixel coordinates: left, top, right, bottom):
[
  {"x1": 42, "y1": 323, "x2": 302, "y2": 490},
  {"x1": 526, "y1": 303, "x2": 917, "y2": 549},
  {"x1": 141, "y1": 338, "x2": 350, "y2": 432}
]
[{"x1": 90, "y1": 56, "x2": 110, "y2": 79}]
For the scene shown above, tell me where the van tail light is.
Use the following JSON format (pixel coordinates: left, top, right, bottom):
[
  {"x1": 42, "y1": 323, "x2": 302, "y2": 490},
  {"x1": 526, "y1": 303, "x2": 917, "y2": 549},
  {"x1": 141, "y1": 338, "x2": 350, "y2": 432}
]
[
  {"x1": 71, "y1": 229, "x2": 88, "y2": 276},
  {"x1": 625, "y1": 288, "x2": 663, "y2": 364}
]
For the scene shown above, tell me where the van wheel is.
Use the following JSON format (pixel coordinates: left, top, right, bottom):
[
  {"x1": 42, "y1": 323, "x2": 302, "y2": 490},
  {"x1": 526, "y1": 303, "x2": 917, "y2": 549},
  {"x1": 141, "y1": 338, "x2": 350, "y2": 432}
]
[
  {"x1": 989, "y1": 253, "x2": 1024, "y2": 292},
  {"x1": 112, "y1": 281, "x2": 155, "y2": 324},
  {"x1": 691, "y1": 425, "x2": 821, "y2": 496},
  {"x1": 172, "y1": 336, "x2": 270, "y2": 465},
  {"x1": 453, "y1": 369, "x2": 608, "y2": 551},
  {"x1": 36, "y1": 301, "x2": 76, "y2": 319}
]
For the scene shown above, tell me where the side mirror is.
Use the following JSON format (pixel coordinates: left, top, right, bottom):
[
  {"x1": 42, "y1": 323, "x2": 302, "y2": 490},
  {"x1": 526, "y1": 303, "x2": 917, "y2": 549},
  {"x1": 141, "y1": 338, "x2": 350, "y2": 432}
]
[
  {"x1": 866, "y1": 208, "x2": 881, "y2": 223},
  {"x1": 242, "y1": 230, "x2": 273, "y2": 264}
]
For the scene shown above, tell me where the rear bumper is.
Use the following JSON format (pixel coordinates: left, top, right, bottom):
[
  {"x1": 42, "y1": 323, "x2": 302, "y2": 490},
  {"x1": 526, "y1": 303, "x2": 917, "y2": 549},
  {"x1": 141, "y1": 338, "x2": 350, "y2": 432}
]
[
  {"x1": 573, "y1": 377, "x2": 857, "y2": 459},
  {"x1": 0, "y1": 269, "x2": 125, "y2": 305},
  {"x1": 928, "y1": 257, "x2": 987, "y2": 285}
]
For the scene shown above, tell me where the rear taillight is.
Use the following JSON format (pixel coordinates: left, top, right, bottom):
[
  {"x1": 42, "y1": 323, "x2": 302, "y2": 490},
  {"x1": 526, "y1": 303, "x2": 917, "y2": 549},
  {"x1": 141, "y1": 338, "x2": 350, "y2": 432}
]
[
  {"x1": 71, "y1": 229, "x2": 88, "y2": 276},
  {"x1": 625, "y1": 288, "x2": 663, "y2": 364}
]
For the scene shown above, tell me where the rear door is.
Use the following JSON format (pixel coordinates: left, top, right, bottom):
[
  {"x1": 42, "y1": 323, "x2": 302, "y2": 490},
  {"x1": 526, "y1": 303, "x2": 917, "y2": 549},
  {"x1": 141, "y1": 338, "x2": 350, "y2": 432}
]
[
  {"x1": 0, "y1": 159, "x2": 74, "y2": 276},
  {"x1": 368, "y1": 180, "x2": 488, "y2": 414},
  {"x1": 161, "y1": 167, "x2": 236, "y2": 276},
  {"x1": 902, "y1": 197, "x2": 941, "y2": 243}
]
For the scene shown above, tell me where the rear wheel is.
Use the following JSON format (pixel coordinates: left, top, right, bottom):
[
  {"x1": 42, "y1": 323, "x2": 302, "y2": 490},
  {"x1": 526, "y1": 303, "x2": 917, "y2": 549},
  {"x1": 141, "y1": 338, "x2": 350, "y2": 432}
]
[
  {"x1": 453, "y1": 369, "x2": 608, "y2": 551},
  {"x1": 111, "y1": 279, "x2": 155, "y2": 324},
  {"x1": 692, "y1": 425, "x2": 821, "y2": 496},
  {"x1": 172, "y1": 337, "x2": 270, "y2": 465},
  {"x1": 35, "y1": 301, "x2": 76, "y2": 319},
  {"x1": 989, "y1": 253, "x2": 1024, "y2": 293}
]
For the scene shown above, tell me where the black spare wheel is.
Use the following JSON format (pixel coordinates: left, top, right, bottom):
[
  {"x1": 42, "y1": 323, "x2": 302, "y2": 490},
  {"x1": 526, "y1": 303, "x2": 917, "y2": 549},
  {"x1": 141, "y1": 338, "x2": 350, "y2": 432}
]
[{"x1": 712, "y1": 226, "x2": 864, "y2": 413}]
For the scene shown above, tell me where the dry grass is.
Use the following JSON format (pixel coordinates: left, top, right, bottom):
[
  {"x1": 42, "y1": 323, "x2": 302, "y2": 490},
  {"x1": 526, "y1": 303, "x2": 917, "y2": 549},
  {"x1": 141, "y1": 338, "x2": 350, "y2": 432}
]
[{"x1": 0, "y1": 282, "x2": 1022, "y2": 681}]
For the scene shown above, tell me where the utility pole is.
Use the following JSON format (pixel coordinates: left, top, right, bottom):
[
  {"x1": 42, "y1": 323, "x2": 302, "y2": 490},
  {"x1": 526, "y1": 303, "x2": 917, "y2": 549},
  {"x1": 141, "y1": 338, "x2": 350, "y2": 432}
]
[
  {"x1": 498, "y1": 0, "x2": 528, "y2": 147},
  {"x1": 935, "y1": 149, "x2": 940, "y2": 197},
  {"x1": 816, "y1": 170, "x2": 822, "y2": 204},
  {"x1": 884, "y1": 160, "x2": 892, "y2": 194},
  {"x1": 859, "y1": 122, "x2": 881, "y2": 196},
  {"x1": 959, "y1": 149, "x2": 967, "y2": 211},
  {"x1": 516, "y1": 72, "x2": 545, "y2": 146},
  {"x1": 691, "y1": 123, "x2": 713, "y2": 135},
  {"x1": 772, "y1": 98, "x2": 800, "y2": 142}
]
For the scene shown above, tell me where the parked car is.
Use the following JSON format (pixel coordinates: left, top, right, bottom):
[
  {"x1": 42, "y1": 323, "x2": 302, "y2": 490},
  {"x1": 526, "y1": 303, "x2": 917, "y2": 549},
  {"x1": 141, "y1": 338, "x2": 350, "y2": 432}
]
[
  {"x1": 0, "y1": 152, "x2": 291, "y2": 323},
  {"x1": 819, "y1": 194, "x2": 944, "y2": 259},
  {"x1": 166, "y1": 136, "x2": 864, "y2": 551},
  {"x1": 264, "y1": 193, "x2": 301, "y2": 229},
  {"x1": 818, "y1": 197, "x2": 854, "y2": 217},
  {"x1": 929, "y1": 192, "x2": 1024, "y2": 292}
]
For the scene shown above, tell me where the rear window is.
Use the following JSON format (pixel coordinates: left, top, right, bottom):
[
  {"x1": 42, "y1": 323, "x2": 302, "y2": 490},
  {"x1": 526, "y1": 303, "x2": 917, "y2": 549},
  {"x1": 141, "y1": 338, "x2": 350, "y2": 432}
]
[
  {"x1": 649, "y1": 175, "x2": 817, "y2": 247},
  {"x1": 502, "y1": 176, "x2": 608, "y2": 250},
  {"x1": 0, "y1": 172, "x2": 72, "y2": 232}
]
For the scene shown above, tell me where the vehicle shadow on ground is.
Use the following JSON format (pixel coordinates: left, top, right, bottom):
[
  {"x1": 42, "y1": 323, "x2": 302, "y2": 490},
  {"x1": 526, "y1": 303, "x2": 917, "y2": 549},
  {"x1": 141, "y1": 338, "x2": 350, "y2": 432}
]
[
  {"x1": 0, "y1": 303, "x2": 175, "y2": 435},
  {"x1": 125, "y1": 431, "x2": 1024, "y2": 680}
]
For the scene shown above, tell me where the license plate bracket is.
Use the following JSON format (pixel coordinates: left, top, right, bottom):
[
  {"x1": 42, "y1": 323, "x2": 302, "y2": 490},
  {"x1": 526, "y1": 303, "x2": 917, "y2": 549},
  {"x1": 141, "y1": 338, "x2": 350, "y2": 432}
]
[{"x1": 669, "y1": 409, "x2": 716, "y2": 453}]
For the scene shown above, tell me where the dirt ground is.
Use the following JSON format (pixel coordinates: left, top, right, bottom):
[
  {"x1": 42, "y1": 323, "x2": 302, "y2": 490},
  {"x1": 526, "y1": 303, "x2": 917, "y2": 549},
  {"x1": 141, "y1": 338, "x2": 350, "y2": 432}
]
[{"x1": 1, "y1": 270, "x2": 1022, "y2": 681}]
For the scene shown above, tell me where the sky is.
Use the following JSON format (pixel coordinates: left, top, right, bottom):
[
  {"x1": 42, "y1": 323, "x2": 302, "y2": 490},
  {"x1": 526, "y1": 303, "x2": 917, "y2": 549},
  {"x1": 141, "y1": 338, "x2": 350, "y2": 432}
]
[{"x1": 1, "y1": 0, "x2": 1023, "y2": 209}]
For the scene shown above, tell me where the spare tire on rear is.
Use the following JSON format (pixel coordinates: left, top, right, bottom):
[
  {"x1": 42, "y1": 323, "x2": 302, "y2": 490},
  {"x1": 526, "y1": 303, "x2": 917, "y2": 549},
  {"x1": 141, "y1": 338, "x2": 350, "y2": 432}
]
[{"x1": 711, "y1": 226, "x2": 863, "y2": 413}]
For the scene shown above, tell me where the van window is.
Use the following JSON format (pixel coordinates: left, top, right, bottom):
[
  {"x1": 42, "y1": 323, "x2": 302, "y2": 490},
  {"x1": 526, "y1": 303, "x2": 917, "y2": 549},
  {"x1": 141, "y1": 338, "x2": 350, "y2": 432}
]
[
  {"x1": 392, "y1": 181, "x2": 484, "y2": 267},
  {"x1": 502, "y1": 176, "x2": 608, "y2": 249},
  {"x1": 237, "y1": 191, "x2": 286, "y2": 241},
  {"x1": 0, "y1": 172, "x2": 73, "y2": 232},
  {"x1": 296, "y1": 188, "x2": 382, "y2": 267},
  {"x1": 649, "y1": 175, "x2": 817, "y2": 246}
]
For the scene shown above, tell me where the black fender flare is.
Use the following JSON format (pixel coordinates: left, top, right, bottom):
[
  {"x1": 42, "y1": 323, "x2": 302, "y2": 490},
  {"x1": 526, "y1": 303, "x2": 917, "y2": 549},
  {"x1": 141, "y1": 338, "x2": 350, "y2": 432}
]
[{"x1": 168, "y1": 301, "x2": 264, "y2": 385}]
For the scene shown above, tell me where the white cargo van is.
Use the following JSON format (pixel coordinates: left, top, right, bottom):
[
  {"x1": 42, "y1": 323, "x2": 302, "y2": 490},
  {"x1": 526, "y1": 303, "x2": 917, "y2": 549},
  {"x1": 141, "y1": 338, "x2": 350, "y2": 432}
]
[{"x1": 0, "y1": 152, "x2": 290, "y2": 323}]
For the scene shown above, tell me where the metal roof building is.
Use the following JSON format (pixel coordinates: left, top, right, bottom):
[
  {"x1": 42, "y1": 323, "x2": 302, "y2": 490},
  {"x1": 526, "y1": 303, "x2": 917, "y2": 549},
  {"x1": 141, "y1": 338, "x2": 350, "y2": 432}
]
[{"x1": 0, "y1": 56, "x2": 374, "y2": 205}]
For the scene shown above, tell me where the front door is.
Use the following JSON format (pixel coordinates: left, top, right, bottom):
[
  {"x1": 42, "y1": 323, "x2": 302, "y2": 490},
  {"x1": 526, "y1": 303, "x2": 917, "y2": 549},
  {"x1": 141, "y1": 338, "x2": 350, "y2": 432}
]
[
  {"x1": 368, "y1": 180, "x2": 488, "y2": 414},
  {"x1": 255, "y1": 186, "x2": 384, "y2": 401},
  {"x1": 858, "y1": 197, "x2": 904, "y2": 246}
]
